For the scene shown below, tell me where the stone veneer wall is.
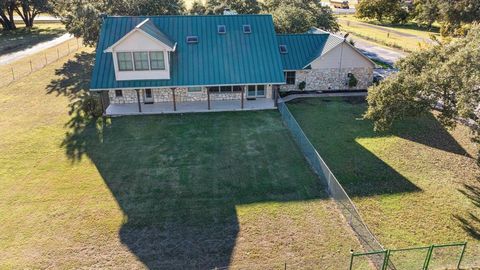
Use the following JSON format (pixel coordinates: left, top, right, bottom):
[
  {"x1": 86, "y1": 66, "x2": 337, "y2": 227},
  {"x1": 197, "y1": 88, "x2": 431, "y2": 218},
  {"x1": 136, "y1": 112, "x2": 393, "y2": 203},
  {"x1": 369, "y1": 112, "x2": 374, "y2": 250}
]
[
  {"x1": 109, "y1": 85, "x2": 273, "y2": 104},
  {"x1": 279, "y1": 67, "x2": 373, "y2": 92}
]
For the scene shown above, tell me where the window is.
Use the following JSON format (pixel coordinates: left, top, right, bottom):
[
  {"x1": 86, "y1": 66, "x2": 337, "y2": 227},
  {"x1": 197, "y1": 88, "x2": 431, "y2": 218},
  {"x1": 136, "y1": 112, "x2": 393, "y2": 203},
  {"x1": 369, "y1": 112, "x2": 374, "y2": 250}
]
[
  {"x1": 133, "y1": 52, "x2": 149, "y2": 71},
  {"x1": 279, "y1": 45, "x2": 288, "y2": 54},
  {"x1": 208, "y1": 86, "x2": 220, "y2": 93},
  {"x1": 232, "y1": 86, "x2": 243, "y2": 92},
  {"x1": 218, "y1": 25, "x2": 226, "y2": 34},
  {"x1": 186, "y1": 36, "x2": 199, "y2": 44},
  {"x1": 220, "y1": 86, "x2": 232, "y2": 92},
  {"x1": 243, "y1": 25, "x2": 251, "y2": 34},
  {"x1": 117, "y1": 52, "x2": 133, "y2": 71},
  {"x1": 115, "y1": 90, "x2": 123, "y2": 97},
  {"x1": 285, "y1": 71, "x2": 296, "y2": 85},
  {"x1": 257, "y1": 85, "x2": 265, "y2": 96},
  {"x1": 188, "y1": 87, "x2": 202, "y2": 93},
  {"x1": 149, "y1": 51, "x2": 165, "y2": 70}
]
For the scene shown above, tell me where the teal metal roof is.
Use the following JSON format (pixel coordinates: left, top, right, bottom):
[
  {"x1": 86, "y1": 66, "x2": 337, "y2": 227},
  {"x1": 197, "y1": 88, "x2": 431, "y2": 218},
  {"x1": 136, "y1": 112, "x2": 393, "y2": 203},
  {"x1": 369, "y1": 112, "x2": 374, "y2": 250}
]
[
  {"x1": 90, "y1": 15, "x2": 285, "y2": 90},
  {"x1": 276, "y1": 34, "x2": 344, "y2": 70},
  {"x1": 137, "y1": 19, "x2": 176, "y2": 49}
]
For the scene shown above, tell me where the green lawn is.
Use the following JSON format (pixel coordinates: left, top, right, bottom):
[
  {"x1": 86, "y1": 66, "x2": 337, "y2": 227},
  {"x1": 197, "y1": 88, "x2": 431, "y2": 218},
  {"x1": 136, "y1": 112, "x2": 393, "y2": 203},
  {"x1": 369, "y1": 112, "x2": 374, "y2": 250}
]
[
  {"x1": 288, "y1": 97, "x2": 480, "y2": 268},
  {"x1": 337, "y1": 14, "x2": 441, "y2": 53},
  {"x1": 0, "y1": 22, "x2": 65, "y2": 56},
  {"x1": 0, "y1": 50, "x2": 362, "y2": 268}
]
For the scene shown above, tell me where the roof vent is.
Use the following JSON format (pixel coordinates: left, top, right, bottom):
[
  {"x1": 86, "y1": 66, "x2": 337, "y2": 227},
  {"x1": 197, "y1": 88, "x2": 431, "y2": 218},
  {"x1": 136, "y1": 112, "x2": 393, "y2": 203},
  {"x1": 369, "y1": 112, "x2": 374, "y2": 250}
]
[
  {"x1": 279, "y1": 45, "x2": 288, "y2": 54},
  {"x1": 217, "y1": 25, "x2": 226, "y2": 34},
  {"x1": 186, "y1": 36, "x2": 199, "y2": 44},
  {"x1": 243, "y1": 25, "x2": 251, "y2": 34}
]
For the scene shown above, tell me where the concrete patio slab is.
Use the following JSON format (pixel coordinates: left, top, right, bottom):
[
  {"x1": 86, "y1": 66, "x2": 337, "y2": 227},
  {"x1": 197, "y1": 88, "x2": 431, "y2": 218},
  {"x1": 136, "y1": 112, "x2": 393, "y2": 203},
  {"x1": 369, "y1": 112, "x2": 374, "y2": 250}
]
[{"x1": 106, "y1": 98, "x2": 275, "y2": 116}]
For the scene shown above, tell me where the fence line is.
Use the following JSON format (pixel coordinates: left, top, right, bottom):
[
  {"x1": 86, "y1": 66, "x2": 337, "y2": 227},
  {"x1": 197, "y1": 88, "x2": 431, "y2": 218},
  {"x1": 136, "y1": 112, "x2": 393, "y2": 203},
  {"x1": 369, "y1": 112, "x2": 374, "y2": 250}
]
[
  {"x1": 0, "y1": 38, "x2": 81, "y2": 87},
  {"x1": 277, "y1": 98, "x2": 386, "y2": 269}
]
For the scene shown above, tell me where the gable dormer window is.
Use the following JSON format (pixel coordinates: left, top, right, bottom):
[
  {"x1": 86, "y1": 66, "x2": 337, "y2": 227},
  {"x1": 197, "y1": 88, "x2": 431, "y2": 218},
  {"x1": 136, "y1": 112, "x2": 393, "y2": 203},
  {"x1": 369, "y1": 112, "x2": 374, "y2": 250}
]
[
  {"x1": 243, "y1": 25, "x2": 251, "y2": 34},
  {"x1": 186, "y1": 36, "x2": 199, "y2": 44},
  {"x1": 149, "y1": 51, "x2": 165, "y2": 70},
  {"x1": 117, "y1": 52, "x2": 133, "y2": 71},
  {"x1": 133, "y1": 52, "x2": 149, "y2": 71},
  {"x1": 218, "y1": 25, "x2": 226, "y2": 34},
  {"x1": 279, "y1": 45, "x2": 288, "y2": 54}
]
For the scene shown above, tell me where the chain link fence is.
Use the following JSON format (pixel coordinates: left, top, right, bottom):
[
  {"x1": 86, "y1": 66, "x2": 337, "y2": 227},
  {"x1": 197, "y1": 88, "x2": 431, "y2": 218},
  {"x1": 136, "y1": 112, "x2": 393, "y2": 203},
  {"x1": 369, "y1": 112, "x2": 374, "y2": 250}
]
[
  {"x1": 277, "y1": 98, "x2": 386, "y2": 269},
  {"x1": 0, "y1": 38, "x2": 81, "y2": 87},
  {"x1": 350, "y1": 242, "x2": 467, "y2": 270}
]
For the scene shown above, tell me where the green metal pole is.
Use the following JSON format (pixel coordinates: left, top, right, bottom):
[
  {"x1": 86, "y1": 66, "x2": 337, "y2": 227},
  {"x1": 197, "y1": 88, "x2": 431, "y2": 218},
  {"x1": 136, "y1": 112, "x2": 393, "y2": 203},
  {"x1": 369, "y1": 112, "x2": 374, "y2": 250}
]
[
  {"x1": 349, "y1": 250, "x2": 354, "y2": 270},
  {"x1": 382, "y1": 250, "x2": 390, "y2": 270},
  {"x1": 423, "y1": 245, "x2": 434, "y2": 270},
  {"x1": 457, "y1": 242, "x2": 467, "y2": 269}
]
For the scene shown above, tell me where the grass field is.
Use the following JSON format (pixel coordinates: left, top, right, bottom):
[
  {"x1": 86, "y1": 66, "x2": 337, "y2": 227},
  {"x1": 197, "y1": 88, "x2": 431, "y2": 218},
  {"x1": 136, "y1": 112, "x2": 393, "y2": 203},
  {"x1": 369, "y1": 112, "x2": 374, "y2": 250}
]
[
  {"x1": 0, "y1": 49, "x2": 363, "y2": 268},
  {"x1": 337, "y1": 14, "x2": 441, "y2": 52},
  {"x1": 287, "y1": 97, "x2": 480, "y2": 268},
  {"x1": 0, "y1": 22, "x2": 65, "y2": 56}
]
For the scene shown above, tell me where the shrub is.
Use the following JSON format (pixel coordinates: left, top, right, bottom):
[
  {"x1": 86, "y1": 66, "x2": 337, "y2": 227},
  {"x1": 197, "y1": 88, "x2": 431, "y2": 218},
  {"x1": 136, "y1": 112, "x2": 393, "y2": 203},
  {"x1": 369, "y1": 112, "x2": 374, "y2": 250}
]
[
  {"x1": 348, "y1": 73, "x2": 358, "y2": 87},
  {"x1": 298, "y1": 81, "x2": 306, "y2": 91},
  {"x1": 81, "y1": 94, "x2": 103, "y2": 118}
]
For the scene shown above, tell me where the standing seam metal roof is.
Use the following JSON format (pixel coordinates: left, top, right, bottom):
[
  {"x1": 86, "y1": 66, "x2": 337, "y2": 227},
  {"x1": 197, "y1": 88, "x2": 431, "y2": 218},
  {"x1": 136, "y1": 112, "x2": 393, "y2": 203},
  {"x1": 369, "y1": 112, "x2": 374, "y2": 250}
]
[
  {"x1": 90, "y1": 15, "x2": 286, "y2": 90},
  {"x1": 276, "y1": 34, "x2": 344, "y2": 70}
]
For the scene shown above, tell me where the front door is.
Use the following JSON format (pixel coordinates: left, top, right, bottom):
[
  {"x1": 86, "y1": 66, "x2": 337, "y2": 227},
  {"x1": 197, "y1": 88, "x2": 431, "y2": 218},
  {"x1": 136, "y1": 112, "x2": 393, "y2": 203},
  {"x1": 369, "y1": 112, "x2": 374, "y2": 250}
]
[
  {"x1": 144, "y1": 89, "x2": 154, "y2": 104},
  {"x1": 247, "y1": 85, "x2": 256, "y2": 99}
]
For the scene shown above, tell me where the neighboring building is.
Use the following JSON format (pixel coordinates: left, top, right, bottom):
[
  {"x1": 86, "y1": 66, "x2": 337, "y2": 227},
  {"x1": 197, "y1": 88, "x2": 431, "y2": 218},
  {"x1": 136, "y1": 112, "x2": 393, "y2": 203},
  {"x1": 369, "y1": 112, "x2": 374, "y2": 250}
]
[{"x1": 90, "y1": 15, "x2": 374, "y2": 115}]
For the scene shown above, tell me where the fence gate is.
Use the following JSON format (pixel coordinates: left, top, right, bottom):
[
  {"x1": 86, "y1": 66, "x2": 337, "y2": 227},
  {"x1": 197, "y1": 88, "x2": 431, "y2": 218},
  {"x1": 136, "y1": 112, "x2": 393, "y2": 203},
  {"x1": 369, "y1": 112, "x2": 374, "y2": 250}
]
[{"x1": 349, "y1": 242, "x2": 467, "y2": 270}]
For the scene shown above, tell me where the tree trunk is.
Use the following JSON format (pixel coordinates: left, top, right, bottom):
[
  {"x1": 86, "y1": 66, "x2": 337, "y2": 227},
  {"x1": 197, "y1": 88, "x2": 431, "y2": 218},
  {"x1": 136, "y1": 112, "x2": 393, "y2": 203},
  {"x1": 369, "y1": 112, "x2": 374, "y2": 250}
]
[{"x1": 0, "y1": 1, "x2": 17, "y2": 30}]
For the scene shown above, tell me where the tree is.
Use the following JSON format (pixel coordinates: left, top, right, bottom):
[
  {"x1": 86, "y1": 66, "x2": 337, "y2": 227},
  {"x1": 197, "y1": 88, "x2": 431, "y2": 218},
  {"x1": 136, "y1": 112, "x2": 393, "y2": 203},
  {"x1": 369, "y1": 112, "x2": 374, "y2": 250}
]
[
  {"x1": 437, "y1": 0, "x2": 480, "y2": 36},
  {"x1": 54, "y1": 0, "x2": 185, "y2": 46},
  {"x1": 15, "y1": 0, "x2": 53, "y2": 27},
  {"x1": 365, "y1": 24, "x2": 480, "y2": 163},
  {"x1": 189, "y1": 0, "x2": 206, "y2": 15},
  {"x1": 413, "y1": 0, "x2": 440, "y2": 29},
  {"x1": 204, "y1": 0, "x2": 261, "y2": 15},
  {"x1": 0, "y1": 0, "x2": 17, "y2": 30},
  {"x1": 356, "y1": 0, "x2": 409, "y2": 24},
  {"x1": 264, "y1": 0, "x2": 339, "y2": 33}
]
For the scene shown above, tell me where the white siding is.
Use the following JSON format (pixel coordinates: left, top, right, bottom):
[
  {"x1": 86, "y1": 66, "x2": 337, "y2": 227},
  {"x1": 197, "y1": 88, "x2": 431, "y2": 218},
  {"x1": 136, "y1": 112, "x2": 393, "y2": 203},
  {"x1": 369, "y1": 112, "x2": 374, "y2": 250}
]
[
  {"x1": 310, "y1": 43, "x2": 374, "y2": 69},
  {"x1": 110, "y1": 30, "x2": 172, "y2": 81}
]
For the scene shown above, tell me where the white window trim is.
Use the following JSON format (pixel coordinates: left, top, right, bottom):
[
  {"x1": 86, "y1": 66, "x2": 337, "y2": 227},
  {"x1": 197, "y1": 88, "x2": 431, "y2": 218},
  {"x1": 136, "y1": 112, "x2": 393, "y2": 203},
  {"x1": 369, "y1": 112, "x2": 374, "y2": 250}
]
[{"x1": 116, "y1": 50, "x2": 167, "y2": 72}]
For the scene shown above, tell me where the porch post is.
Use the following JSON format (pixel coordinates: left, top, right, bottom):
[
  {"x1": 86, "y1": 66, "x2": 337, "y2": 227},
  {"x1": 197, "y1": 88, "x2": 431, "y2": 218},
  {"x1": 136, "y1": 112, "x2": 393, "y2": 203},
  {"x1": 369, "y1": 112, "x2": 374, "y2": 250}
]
[
  {"x1": 136, "y1": 89, "x2": 142, "y2": 112},
  {"x1": 171, "y1": 88, "x2": 176, "y2": 111},
  {"x1": 207, "y1": 88, "x2": 211, "y2": 110},
  {"x1": 274, "y1": 85, "x2": 279, "y2": 107},
  {"x1": 241, "y1": 86, "x2": 244, "y2": 109}
]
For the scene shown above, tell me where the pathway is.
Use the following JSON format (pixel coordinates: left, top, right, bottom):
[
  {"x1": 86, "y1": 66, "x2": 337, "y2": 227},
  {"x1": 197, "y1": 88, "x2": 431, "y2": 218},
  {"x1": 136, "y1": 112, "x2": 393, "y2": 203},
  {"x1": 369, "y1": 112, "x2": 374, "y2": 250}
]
[{"x1": 0, "y1": 33, "x2": 73, "y2": 66}]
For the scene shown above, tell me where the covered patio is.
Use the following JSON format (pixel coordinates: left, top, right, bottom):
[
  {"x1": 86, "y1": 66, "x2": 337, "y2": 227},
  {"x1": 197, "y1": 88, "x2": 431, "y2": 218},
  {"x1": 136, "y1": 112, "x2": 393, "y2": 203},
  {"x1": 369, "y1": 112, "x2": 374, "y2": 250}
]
[{"x1": 105, "y1": 98, "x2": 276, "y2": 116}]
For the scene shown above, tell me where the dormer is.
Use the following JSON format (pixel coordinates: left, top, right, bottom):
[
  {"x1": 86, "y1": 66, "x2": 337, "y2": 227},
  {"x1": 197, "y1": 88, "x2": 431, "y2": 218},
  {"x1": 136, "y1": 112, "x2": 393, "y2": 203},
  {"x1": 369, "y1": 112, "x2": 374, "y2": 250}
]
[{"x1": 104, "y1": 19, "x2": 176, "y2": 81}]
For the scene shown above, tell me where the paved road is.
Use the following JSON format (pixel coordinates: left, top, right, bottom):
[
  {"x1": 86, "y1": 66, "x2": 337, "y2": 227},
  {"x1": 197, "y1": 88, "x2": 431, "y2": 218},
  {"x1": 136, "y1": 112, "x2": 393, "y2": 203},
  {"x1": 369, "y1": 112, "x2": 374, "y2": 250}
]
[{"x1": 0, "y1": 33, "x2": 73, "y2": 66}]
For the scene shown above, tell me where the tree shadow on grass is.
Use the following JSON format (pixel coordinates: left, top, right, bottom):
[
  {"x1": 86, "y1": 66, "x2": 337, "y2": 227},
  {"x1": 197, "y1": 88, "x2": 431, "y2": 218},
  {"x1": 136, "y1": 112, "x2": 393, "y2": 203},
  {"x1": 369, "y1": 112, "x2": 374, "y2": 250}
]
[
  {"x1": 288, "y1": 97, "x2": 472, "y2": 197},
  {"x1": 0, "y1": 26, "x2": 66, "y2": 56},
  {"x1": 48, "y1": 54, "x2": 329, "y2": 268},
  {"x1": 455, "y1": 178, "x2": 480, "y2": 240}
]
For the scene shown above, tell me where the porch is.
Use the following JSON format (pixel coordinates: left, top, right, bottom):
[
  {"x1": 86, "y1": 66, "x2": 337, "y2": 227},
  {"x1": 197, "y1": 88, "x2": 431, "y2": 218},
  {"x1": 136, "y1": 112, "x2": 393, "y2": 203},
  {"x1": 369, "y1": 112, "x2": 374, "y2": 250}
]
[{"x1": 106, "y1": 98, "x2": 276, "y2": 116}]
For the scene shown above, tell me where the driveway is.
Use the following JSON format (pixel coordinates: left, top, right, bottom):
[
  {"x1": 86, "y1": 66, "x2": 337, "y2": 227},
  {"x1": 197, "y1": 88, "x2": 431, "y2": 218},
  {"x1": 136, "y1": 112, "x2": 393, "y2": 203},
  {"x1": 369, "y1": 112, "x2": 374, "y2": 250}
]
[{"x1": 0, "y1": 33, "x2": 73, "y2": 66}]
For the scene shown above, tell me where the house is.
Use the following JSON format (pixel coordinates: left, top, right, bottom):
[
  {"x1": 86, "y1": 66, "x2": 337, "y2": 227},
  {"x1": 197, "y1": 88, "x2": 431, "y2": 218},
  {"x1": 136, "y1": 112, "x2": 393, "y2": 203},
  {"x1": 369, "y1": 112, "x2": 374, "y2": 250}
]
[
  {"x1": 90, "y1": 15, "x2": 374, "y2": 115},
  {"x1": 277, "y1": 28, "x2": 375, "y2": 92}
]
